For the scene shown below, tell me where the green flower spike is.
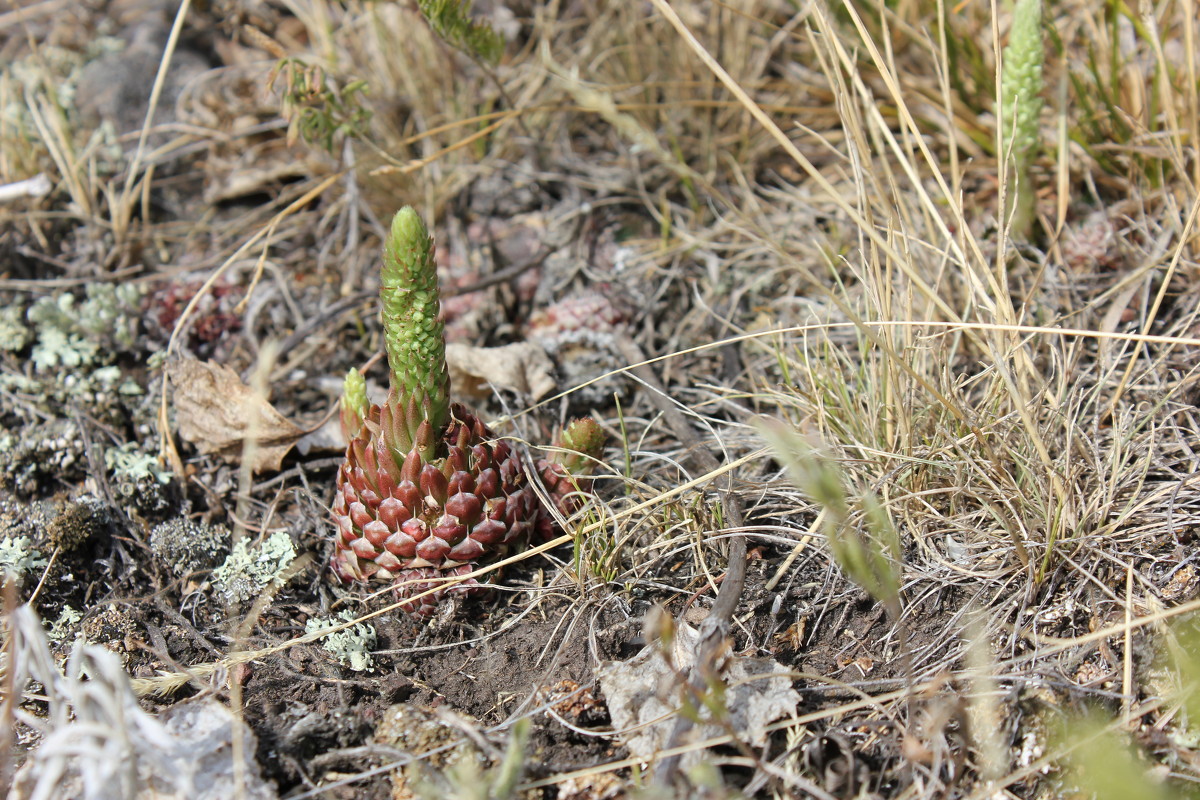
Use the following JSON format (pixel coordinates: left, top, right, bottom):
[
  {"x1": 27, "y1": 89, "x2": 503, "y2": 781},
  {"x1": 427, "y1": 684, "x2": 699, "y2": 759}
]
[
  {"x1": 380, "y1": 207, "x2": 452, "y2": 460},
  {"x1": 1000, "y1": 0, "x2": 1045, "y2": 238},
  {"x1": 1000, "y1": 0, "x2": 1045, "y2": 163}
]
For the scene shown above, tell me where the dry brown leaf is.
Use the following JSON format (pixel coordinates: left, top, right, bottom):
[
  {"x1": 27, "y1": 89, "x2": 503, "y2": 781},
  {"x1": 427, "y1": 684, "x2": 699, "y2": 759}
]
[
  {"x1": 446, "y1": 342, "x2": 557, "y2": 404},
  {"x1": 168, "y1": 357, "x2": 305, "y2": 474}
]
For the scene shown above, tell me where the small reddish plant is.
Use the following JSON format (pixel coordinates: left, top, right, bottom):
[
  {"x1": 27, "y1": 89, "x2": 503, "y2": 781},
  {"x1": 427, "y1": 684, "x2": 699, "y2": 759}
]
[{"x1": 332, "y1": 208, "x2": 603, "y2": 615}]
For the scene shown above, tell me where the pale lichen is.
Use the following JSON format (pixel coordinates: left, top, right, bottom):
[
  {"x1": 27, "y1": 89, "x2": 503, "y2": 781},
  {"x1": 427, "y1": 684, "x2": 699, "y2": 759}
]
[
  {"x1": 106, "y1": 442, "x2": 175, "y2": 517},
  {"x1": 46, "y1": 605, "x2": 83, "y2": 641},
  {"x1": 0, "y1": 535, "x2": 48, "y2": 582},
  {"x1": 212, "y1": 531, "x2": 297, "y2": 604},
  {"x1": 77, "y1": 283, "x2": 142, "y2": 348},
  {"x1": 149, "y1": 518, "x2": 231, "y2": 576},
  {"x1": 304, "y1": 610, "x2": 377, "y2": 671},
  {"x1": 30, "y1": 325, "x2": 98, "y2": 371},
  {"x1": 0, "y1": 305, "x2": 30, "y2": 352},
  {"x1": 105, "y1": 442, "x2": 172, "y2": 486},
  {"x1": 25, "y1": 284, "x2": 144, "y2": 372},
  {"x1": 0, "y1": 420, "x2": 88, "y2": 495}
]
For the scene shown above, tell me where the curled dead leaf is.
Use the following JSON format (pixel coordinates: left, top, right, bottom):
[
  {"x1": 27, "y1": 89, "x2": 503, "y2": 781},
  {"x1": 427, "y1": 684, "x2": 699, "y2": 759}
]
[
  {"x1": 446, "y1": 342, "x2": 557, "y2": 404},
  {"x1": 168, "y1": 357, "x2": 305, "y2": 474}
]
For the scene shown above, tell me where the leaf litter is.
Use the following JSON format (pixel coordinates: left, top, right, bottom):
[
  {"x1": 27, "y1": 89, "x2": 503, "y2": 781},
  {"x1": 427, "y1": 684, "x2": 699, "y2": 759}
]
[
  {"x1": 168, "y1": 356, "x2": 306, "y2": 474},
  {"x1": 597, "y1": 620, "x2": 800, "y2": 765}
]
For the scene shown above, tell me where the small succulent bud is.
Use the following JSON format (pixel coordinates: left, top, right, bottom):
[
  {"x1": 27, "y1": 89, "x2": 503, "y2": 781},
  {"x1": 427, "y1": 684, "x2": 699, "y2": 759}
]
[
  {"x1": 535, "y1": 417, "x2": 605, "y2": 537},
  {"x1": 552, "y1": 417, "x2": 606, "y2": 475},
  {"x1": 340, "y1": 367, "x2": 369, "y2": 438}
]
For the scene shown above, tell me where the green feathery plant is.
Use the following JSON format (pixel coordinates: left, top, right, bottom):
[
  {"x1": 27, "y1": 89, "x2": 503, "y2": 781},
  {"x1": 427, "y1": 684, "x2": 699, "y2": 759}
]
[
  {"x1": 999, "y1": 0, "x2": 1046, "y2": 239},
  {"x1": 269, "y1": 58, "x2": 371, "y2": 153},
  {"x1": 417, "y1": 0, "x2": 505, "y2": 65}
]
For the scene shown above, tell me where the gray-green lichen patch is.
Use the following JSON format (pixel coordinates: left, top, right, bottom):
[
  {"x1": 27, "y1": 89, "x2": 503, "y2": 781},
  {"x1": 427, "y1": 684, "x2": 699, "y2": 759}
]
[
  {"x1": 4, "y1": 36, "x2": 126, "y2": 181},
  {"x1": 0, "y1": 535, "x2": 48, "y2": 582},
  {"x1": 149, "y1": 518, "x2": 232, "y2": 577},
  {"x1": 45, "y1": 605, "x2": 83, "y2": 641},
  {"x1": 105, "y1": 442, "x2": 172, "y2": 486},
  {"x1": 0, "y1": 285, "x2": 152, "y2": 433},
  {"x1": 106, "y1": 442, "x2": 176, "y2": 517},
  {"x1": 30, "y1": 321, "x2": 99, "y2": 371},
  {"x1": 212, "y1": 531, "x2": 297, "y2": 605},
  {"x1": 0, "y1": 305, "x2": 31, "y2": 352},
  {"x1": 25, "y1": 284, "x2": 143, "y2": 372},
  {"x1": 28, "y1": 294, "x2": 98, "y2": 370},
  {"x1": 75, "y1": 283, "x2": 143, "y2": 349},
  {"x1": 0, "y1": 361, "x2": 146, "y2": 431},
  {"x1": 304, "y1": 610, "x2": 377, "y2": 671},
  {"x1": 0, "y1": 420, "x2": 88, "y2": 495}
]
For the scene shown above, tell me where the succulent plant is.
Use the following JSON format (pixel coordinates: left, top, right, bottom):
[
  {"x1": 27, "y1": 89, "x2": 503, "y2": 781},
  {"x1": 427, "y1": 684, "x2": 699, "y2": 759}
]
[
  {"x1": 525, "y1": 291, "x2": 631, "y2": 408},
  {"x1": 534, "y1": 417, "x2": 605, "y2": 539},
  {"x1": 332, "y1": 207, "x2": 604, "y2": 615}
]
